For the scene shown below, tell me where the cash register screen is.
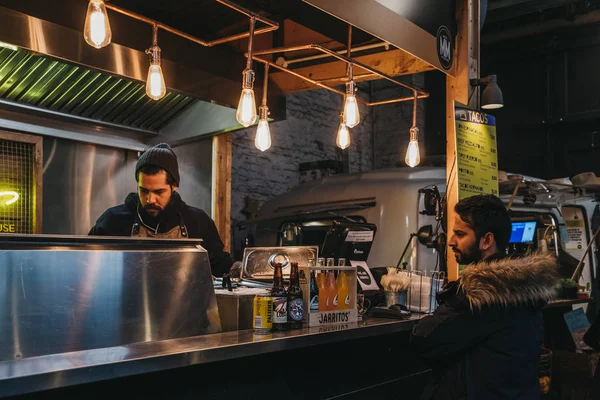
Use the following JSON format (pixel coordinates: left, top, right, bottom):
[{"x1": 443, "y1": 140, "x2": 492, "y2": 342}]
[{"x1": 509, "y1": 221, "x2": 537, "y2": 243}]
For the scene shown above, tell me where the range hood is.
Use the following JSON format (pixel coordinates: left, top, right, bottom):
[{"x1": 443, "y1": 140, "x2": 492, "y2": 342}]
[{"x1": 0, "y1": 2, "x2": 284, "y2": 149}]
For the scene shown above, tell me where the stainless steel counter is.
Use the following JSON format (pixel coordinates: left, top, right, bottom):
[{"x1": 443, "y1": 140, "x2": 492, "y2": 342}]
[
  {"x1": 0, "y1": 316, "x2": 420, "y2": 397},
  {"x1": 0, "y1": 235, "x2": 220, "y2": 362}
]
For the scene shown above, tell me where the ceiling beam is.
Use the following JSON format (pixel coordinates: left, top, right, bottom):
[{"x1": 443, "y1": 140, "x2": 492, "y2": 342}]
[{"x1": 269, "y1": 48, "x2": 435, "y2": 93}]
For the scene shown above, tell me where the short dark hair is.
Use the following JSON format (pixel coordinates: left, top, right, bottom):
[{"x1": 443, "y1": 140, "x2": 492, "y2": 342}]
[
  {"x1": 455, "y1": 194, "x2": 511, "y2": 251},
  {"x1": 136, "y1": 165, "x2": 177, "y2": 186}
]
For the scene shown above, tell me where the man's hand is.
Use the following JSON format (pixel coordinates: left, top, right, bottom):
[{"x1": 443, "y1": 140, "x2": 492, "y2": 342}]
[{"x1": 228, "y1": 261, "x2": 243, "y2": 278}]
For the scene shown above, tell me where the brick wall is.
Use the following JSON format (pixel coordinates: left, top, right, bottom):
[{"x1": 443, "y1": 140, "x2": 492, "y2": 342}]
[
  {"x1": 372, "y1": 75, "x2": 427, "y2": 169},
  {"x1": 230, "y1": 74, "x2": 425, "y2": 227}
]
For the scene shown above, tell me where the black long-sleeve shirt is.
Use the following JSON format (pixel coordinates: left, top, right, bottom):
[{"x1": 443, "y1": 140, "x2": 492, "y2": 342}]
[{"x1": 89, "y1": 192, "x2": 235, "y2": 276}]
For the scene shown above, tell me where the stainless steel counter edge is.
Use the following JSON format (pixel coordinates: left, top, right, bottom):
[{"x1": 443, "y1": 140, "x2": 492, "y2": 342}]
[{"x1": 0, "y1": 317, "x2": 421, "y2": 397}]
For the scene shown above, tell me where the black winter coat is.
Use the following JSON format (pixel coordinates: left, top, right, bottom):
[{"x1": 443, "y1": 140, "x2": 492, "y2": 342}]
[
  {"x1": 410, "y1": 252, "x2": 559, "y2": 400},
  {"x1": 89, "y1": 192, "x2": 235, "y2": 276}
]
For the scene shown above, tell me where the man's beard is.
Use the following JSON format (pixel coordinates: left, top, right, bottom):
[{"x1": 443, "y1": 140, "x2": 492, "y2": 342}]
[
  {"x1": 144, "y1": 204, "x2": 162, "y2": 213},
  {"x1": 143, "y1": 204, "x2": 163, "y2": 219},
  {"x1": 452, "y1": 240, "x2": 483, "y2": 265}
]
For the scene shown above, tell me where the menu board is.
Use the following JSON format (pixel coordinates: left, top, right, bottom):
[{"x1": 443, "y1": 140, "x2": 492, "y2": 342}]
[{"x1": 454, "y1": 104, "x2": 499, "y2": 200}]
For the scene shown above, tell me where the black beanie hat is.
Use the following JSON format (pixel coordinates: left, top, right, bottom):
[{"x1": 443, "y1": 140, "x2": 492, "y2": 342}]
[{"x1": 135, "y1": 143, "x2": 180, "y2": 186}]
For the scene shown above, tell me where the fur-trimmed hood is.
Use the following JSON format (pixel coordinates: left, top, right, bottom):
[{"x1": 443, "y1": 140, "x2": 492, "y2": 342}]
[{"x1": 459, "y1": 252, "x2": 560, "y2": 311}]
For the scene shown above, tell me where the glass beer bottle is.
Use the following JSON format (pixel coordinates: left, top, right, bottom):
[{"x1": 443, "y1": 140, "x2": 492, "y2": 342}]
[
  {"x1": 271, "y1": 262, "x2": 287, "y2": 330},
  {"x1": 287, "y1": 262, "x2": 304, "y2": 329},
  {"x1": 309, "y1": 269, "x2": 319, "y2": 313}
]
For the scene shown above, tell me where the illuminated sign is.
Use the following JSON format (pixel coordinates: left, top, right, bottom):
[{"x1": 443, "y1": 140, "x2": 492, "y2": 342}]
[
  {"x1": 454, "y1": 105, "x2": 499, "y2": 200},
  {"x1": 0, "y1": 224, "x2": 15, "y2": 233},
  {"x1": 0, "y1": 191, "x2": 19, "y2": 205}
]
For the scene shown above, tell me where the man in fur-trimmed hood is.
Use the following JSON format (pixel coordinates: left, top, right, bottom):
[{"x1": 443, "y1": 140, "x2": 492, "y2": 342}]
[{"x1": 410, "y1": 194, "x2": 559, "y2": 400}]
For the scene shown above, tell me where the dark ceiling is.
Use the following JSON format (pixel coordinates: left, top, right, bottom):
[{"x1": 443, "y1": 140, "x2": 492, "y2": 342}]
[
  {"x1": 109, "y1": 0, "x2": 376, "y2": 48},
  {"x1": 482, "y1": 0, "x2": 600, "y2": 43},
  {"x1": 108, "y1": 0, "x2": 600, "y2": 47}
]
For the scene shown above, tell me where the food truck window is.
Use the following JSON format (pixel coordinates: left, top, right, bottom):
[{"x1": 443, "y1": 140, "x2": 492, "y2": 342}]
[{"x1": 278, "y1": 217, "x2": 367, "y2": 247}]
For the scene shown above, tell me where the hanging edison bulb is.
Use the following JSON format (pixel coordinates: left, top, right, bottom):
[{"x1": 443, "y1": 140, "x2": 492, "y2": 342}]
[
  {"x1": 83, "y1": 0, "x2": 112, "y2": 49},
  {"x1": 343, "y1": 81, "x2": 360, "y2": 128},
  {"x1": 237, "y1": 88, "x2": 257, "y2": 127},
  {"x1": 336, "y1": 114, "x2": 351, "y2": 150},
  {"x1": 145, "y1": 31, "x2": 166, "y2": 101},
  {"x1": 405, "y1": 126, "x2": 421, "y2": 167},
  {"x1": 146, "y1": 64, "x2": 166, "y2": 100},
  {"x1": 236, "y1": 69, "x2": 257, "y2": 127},
  {"x1": 255, "y1": 105, "x2": 271, "y2": 151}
]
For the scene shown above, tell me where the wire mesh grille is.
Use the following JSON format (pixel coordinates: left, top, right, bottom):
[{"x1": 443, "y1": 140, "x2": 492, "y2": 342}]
[{"x1": 0, "y1": 139, "x2": 34, "y2": 233}]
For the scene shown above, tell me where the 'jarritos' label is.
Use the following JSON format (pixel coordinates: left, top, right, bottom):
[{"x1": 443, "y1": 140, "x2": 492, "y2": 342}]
[
  {"x1": 288, "y1": 298, "x2": 304, "y2": 321},
  {"x1": 272, "y1": 296, "x2": 288, "y2": 323},
  {"x1": 318, "y1": 311, "x2": 350, "y2": 324}
]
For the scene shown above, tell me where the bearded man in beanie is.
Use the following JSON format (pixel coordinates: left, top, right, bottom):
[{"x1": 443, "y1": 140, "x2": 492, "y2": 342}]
[
  {"x1": 89, "y1": 143, "x2": 240, "y2": 277},
  {"x1": 410, "y1": 194, "x2": 559, "y2": 400}
]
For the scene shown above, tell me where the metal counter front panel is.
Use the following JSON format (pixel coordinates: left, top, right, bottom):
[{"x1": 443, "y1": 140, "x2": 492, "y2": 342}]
[
  {"x1": 0, "y1": 243, "x2": 220, "y2": 361},
  {"x1": 0, "y1": 316, "x2": 420, "y2": 397}
]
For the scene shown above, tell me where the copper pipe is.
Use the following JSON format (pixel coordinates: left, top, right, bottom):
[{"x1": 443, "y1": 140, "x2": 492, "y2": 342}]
[
  {"x1": 313, "y1": 73, "x2": 377, "y2": 83},
  {"x1": 316, "y1": 45, "x2": 426, "y2": 97},
  {"x1": 254, "y1": 56, "x2": 426, "y2": 107},
  {"x1": 253, "y1": 44, "x2": 317, "y2": 55},
  {"x1": 285, "y1": 42, "x2": 389, "y2": 65},
  {"x1": 152, "y1": 23, "x2": 158, "y2": 46},
  {"x1": 106, "y1": 3, "x2": 210, "y2": 46},
  {"x1": 105, "y1": 3, "x2": 155, "y2": 25},
  {"x1": 251, "y1": 44, "x2": 428, "y2": 98},
  {"x1": 253, "y1": 57, "x2": 351, "y2": 101},
  {"x1": 347, "y1": 25, "x2": 352, "y2": 58},
  {"x1": 105, "y1": 0, "x2": 279, "y2": 48},
  {"x1": 216, "y1": 0, "x2": 278, "y2": 27},
  {"x1": 346, "y1": 25, "x2": 352, "y2": 80},
  {"x1": 368, "y1": 95, "x2": 428, "y2": 106},
  {"x1": 261, "y1": 64, "x2": 269, "y2": 106},
  {"x1": 412, "y1": 90, "x2": 417, "y2": 128},
  {"x1": 207, "y1": 25, "x2": 278, "y2": 46},
  {"x1": 246, "y1": 16, "x2": 255, "y2": 71}
]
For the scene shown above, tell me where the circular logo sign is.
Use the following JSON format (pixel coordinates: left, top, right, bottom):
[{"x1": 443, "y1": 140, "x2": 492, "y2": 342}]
[{"x1": 436, "y1": 25, "x2": 453, "y2": 70}]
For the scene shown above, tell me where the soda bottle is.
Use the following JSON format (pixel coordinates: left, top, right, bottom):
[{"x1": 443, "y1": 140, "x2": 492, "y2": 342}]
[
  {"x1": 271, "y1": 262, "x2": 287, "y2": 330},
  {"x1": 309, "y1": 270, "x2": 319, "y2": 313},
  {"x1": 317, "y1": 272, "x2": 328, "y2": 311},
  {"x1": 336, "y1": 271, "x2": 350, "y2": 310},
  {"x1": 287, "y1": 262, "x2": 304, "y2": 329},
  {"x1": 326, "y1": 270, "x2": 338, "y2": 310}
]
